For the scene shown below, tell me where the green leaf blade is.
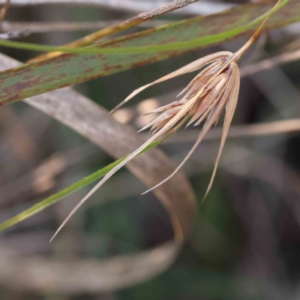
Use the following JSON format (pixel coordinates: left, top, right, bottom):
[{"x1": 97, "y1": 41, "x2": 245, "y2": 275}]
[
  {"x1": 0, "y1": 157, "x2": 125, "y2": 231},
  {"x1": 0, "y1": 0, "x2": 298, "y2": 105},
  {"x1": 0, "y1": 141, "x2": 160, "y2": 231}
]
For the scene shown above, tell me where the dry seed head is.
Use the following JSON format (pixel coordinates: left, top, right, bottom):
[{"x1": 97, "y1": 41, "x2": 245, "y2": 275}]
[
  {"x1": 50, "y1": 52, "x2": 240, "y2": 242},
  {"x1": 141, "y1": 55, "x2": 240, "y2": 195},
  {"x1": 140, "y1": 54, "x2": 239, "y2": 136},
  {"x1": 51, "y1": 0, "x2": 284, "y2": 241}
]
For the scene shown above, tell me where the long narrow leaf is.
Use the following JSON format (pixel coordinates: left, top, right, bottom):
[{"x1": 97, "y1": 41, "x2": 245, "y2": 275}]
[
  {"x1": 0, "y1": 0, "x2": 289, "y2": 55},
  {"x1": 29, "y1": 0, "x2": 200, "y2": 63},
  {"x1": 0, "y1": 0, "x2": 298, "y2": 106},
  {"x1": 0, "y1": 141, "x2": 160, "y2": 231}
]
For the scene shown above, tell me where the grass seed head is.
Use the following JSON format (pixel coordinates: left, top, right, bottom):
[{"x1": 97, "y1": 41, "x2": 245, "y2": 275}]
[{"x1": 51, "y1": 0, "x2": 284, "y2": 241}]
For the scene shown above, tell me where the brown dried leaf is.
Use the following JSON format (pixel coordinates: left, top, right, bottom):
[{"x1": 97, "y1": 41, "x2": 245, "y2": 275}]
[{"x1": 0, "y1": 53, "x2": 196, "y2": 292}]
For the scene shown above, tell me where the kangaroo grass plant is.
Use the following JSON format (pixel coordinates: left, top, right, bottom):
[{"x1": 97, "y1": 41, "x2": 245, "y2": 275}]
[{"x1": 49, "y1": 0, "x2": 286, "y2": 242}]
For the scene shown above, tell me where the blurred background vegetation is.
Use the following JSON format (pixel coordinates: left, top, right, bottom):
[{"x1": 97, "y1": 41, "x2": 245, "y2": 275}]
[{"x1": 1, "y1": 0, "x2": 300, "y2": 299}]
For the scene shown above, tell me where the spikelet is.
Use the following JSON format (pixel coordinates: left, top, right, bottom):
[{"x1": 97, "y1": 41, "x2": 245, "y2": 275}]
[{"x1": 50, "y1": 0, "x2": 283, "y2": 242}]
